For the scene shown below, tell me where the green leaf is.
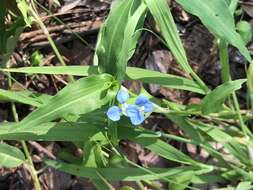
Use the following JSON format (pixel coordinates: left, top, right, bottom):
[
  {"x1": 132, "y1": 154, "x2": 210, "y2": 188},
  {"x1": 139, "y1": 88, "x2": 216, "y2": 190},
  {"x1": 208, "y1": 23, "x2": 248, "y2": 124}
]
[
  {"x1": 175, "y1": 0, "x2": 251, "y2": 62},
  {"x1": 248, "y1": 63, "x2": 253, "y2": 110},
  {"x1": 169, "y1": 173, "x2": 193, "y2": 190},
  {"x1": 0, "y1": 121, "x2": 106, "y2": 141},
  {"x1": 16, "y1": 0, "x2": 34, "y2": 26},
  {"x1": 132, "y1": 135, "x2": 197, "y2": 166},
  {"x1": 0, "y1": 143, "x2": 25, "y2": 168},
  {"x1": 145, "y1": 0, "x2": 209, "y2": 93},
  {"x1": 235, "y1": 181, "x2": 253, "y2": 190},
  {"x1": 95, "y1": 0, "x2": 146, "y2": 81},
  {"x1": 31, "y1": 51, "x2": 44, "y2": 66},
  {"x1": 0, "y1": 89, "x2": 47, "y2": 107},
  {"x1": 116, "y1": 1, "x2": 147, "y2": 81},
  {"x1": 189, "y1": 120, "x2": 251, "y2": 166},
  {"x1": 237, "y1": 21, "x2": 253, "y2": 44},
  {"x1": 145, "y1": 0, "x2": 190, "y2": 73},
  {"x1": 0, "y1": 21, "x2": 24, "y2": 66},
  {"x1": 201, "y1": 79, "x2": 247, "y2": 114},
  {"x1": 45, "y1": 159, "x2": 200, "y2": 181},
  {"x1": 117, "y1": 126, "x2": 201, "y2": 166},
  {"x1": 17, "y1": 74, "x2": 115, "y2": 129},
  {"x1": 0, "y1": 66, "x2": 205, "y2": 94},
  {"x1": 126, "y1": 67, "x2": 205, "y2": 94}
]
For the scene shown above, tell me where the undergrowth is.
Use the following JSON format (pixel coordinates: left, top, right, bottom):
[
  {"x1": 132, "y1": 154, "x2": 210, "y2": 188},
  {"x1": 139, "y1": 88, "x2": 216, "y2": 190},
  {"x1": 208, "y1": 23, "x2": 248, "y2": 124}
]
[{"x1": 0, "y1": 0, "x2": 253, "y2": 189}]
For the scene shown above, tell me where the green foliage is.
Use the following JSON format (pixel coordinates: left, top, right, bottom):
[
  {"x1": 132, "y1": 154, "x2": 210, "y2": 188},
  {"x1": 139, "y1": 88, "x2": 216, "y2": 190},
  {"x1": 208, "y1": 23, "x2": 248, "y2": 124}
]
[
  {"x1": 0, "y1": 143, "x2": 25, "y2": 168},
  {"x1": 1, "y1": 0, "x2": 253, "y2": 189},
  {"x1": 18, "y1": 74, "x2": 116, "y2": 129},
  {"x1": 95, "y1": 0, "x2": 146, "y2": 82},
  {"x1": 45, "y1": 159, "x2": 201, "y2": 181},
  {"x1": 16, "y1": 0, "x2": 34, "y2": 26},
  {"x1": 1, "y1": 66, "x2": 206, "y2": 94},
  {"x1": 31, "y1": 51, "x2": 44, "y2": 66},
  {"x1": 201, "y1": 79, "x2": 247, "y2": 114},
  {"x1": 237, "y1": 21, "x2": 253, "y2": 44},
  {"x1": 175, "y1": 0, "x2": 251, "y2": 62}
]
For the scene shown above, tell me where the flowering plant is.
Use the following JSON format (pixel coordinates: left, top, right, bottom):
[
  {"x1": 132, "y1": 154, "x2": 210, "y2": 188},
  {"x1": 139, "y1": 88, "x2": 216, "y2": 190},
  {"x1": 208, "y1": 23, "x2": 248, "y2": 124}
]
[{"x1": 107, "y1": 89, "x2": 154, "y2": 125}]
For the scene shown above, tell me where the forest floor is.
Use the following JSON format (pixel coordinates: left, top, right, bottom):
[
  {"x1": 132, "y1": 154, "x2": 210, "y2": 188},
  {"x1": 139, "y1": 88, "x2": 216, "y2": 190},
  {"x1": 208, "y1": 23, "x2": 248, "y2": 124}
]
[{"x1": 1, "y1": 0, "x2": 253, "y2": 189}]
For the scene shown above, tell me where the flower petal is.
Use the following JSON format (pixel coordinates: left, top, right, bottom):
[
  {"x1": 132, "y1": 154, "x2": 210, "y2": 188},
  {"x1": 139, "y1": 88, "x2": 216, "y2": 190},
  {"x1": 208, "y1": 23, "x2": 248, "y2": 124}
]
[
  {"x1": 144, "y1": 102, "x2": 154, "y2": 113},
  {"x1": 135, "y1": 94, "x2": 149, "y2": 106},
  {"x1": 129, "y1": 111, "x2": 145, "y2": 125},
  {"x1": 125, "y1": 104, "x2": 139, "y2": 117},
  {"x1": 126, "y1": 105, "x2": 144, "y2": 125},
  {"x1": 135, "y1": 94, "x2": 154, "y2": 112},
  {"x1": 106, "y1": 106, "x2": 121, "y2": 121},
  {"x1": 117, "y1": 89, "x2": 130, "y2": 104}
]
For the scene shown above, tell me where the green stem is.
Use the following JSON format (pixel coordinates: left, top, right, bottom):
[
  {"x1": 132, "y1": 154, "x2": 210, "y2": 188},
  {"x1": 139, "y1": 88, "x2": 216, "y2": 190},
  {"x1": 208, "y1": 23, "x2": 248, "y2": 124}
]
[
  {"x1": 126, "y1": 158, "x2": 200, "y2": 190},
  {"x1": 21, "y1": 141, "x2": 42, "y2": 190},
  {"x1": 232, "y1": 93, "x2": 252, "y2": 137},
  {"x1": 34, "y1": 0, "x2": 92, "y2": 49},
  {"x1": 219, "y1": 40, "x2": 230, "y2": 83},
  {"x1": 7, "y1": 71, "x2": 42, "y2": 190},
  {"x1": 136, "y1": 181, "x2": 146, "y2": 190},
  {"x1": 29, "y1": 1, "x2": 74, "y2": 82},
  {"x1": 191, "y1": 71, "x2": 210, "y2": 94},
  {"x1": 248, "y1": 62, "x2": 253, "y2": 113},
  {"x1": 218, "y1": 39, "x2": 252, "y2": 137}
]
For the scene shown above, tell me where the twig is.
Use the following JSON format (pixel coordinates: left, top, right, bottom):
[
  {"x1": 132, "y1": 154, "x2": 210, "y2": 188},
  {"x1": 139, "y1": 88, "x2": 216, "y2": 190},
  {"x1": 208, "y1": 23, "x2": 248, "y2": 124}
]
[
  {"x1": 28, "y1": 141, "x2": 56, "y2": 160},
  {"x1": 30, "y1": 1, "x2": 74, "y2": 82}
]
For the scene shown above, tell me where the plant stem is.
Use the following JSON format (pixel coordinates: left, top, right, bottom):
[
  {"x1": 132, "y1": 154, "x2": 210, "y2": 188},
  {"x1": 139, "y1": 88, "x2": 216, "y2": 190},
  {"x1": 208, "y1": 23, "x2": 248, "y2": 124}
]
[
  {"x1": 191, "y1": 71, "x2": 210, "y2": 94},
  {"x1": 248, "y1": 62, "x2": 253, "y2": 113},
  {"x1": 232, "y1": 93, "x2": 252, "y2": 137},
  {"x1": 7, "y1": 70, "x2": 42, "y2": 190},
  {"x1": 219, "y1": 40, "x2": 230, "y2": 83},
  {"x1": 20, "y1": 140, "x2": 42, "y2": 190},
  {"x1": 30, "y1": 1, "x2": 74, "y2": 82},
  {"x1": 34, "y1": 0, "x2": 92, "y2": 49},
  {"x1": 218, "y1": 39, "x2": 252, "y2": 137},
  {"x1": 136, "y1": 181, "x2": 146, "y2": 190}
]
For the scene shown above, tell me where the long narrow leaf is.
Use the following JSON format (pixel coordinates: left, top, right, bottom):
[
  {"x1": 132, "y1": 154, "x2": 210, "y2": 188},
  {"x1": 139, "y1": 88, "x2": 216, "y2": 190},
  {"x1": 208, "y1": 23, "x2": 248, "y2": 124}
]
[
  {"x1": 201, "y1": 79, "x2": 247, "y2": 114},
  {"x1": 46, "y1": 159, "x2": 198, "y2": 181},
  {"x1": 17, "y1": 74, "x2": 115, "y2": 128},
  {"x1": 176, "y1": 0, "x2": 251, "y2": 62},
  {"x1": 95, "y1": 0, "x2": 146, "y2": 81},
  {"x1": 0, "y1": 66, "x2": 205, "y2": 94},
  {"x1": 0, "y1": 143, "x2": 25, "y2": 168}
]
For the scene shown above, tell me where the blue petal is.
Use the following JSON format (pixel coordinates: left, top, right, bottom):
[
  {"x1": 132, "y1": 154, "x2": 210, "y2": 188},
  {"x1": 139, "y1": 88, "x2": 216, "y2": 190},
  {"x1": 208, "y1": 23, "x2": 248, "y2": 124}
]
[
  {"x1": 144, "y1": 102, "x2": 154, "y2": 113},
  {"x1": 125, "y1": 104, "x2": 139, "y2": 117},
  {"x1": 135, "y1": 94, "x2": 154, "y2": 113},
  {"x1": 129, "y1": 111, "x2": 145, "y2": 125},
  {"x1": 117, "y1": 89, "x2": 130, "y2": 104},
  {"x1": 106, "y1": 106, "x2": 121, "y2": 121},
  {"x1": 135, "y1": 94, "x2": 149, "y2": 106},
  {"x1": 126, "y1": 105, "x2": 144, "y2": 125}
]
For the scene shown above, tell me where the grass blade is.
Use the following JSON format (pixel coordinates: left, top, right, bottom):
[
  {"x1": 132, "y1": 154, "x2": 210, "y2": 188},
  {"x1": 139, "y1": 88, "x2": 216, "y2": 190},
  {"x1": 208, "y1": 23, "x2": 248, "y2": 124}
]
[
  {"x1": 145, "y1": 0, "x2": 209, "y2": 93},
  {"x1": 17, "y1": 74, "x2": 115, "y2": 129},
  {"x1": 201, "y1": 79, "x2": 247, "y2": 114},
  {"x1": 1, "y1": 66, "x2": 205, "y2": 94},
  {"x1": 0, "y1": 143, "x2": 25, "y2": 168},
  {"x1": 95, "y1": 0, "x2": 146, "y2": 82},
  {"x1": 176, "y1": 0, "x2": 251, "y2": 62},
  {"x1": 45, "y1": 159, "x2": 200, "y2": 181}
]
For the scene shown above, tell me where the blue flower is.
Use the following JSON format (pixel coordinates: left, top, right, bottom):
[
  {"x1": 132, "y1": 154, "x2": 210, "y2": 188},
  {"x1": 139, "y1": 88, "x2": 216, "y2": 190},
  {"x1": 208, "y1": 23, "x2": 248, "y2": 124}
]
[
  {"x1": 107, "y1": 90, "x2": 154, "y2": 126},
  {"x1": 106, "y1": 106, "x2": 121, "y2": 121},
  {"x1": 117, "y1": 89, "x2": 129, "y2": 104},
  {"x1": 135, "y1": 94, "x2": 154, "y2": 113},
  {"x1": 125, "y1": 105, "x2": 145, "y2": 125}
]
